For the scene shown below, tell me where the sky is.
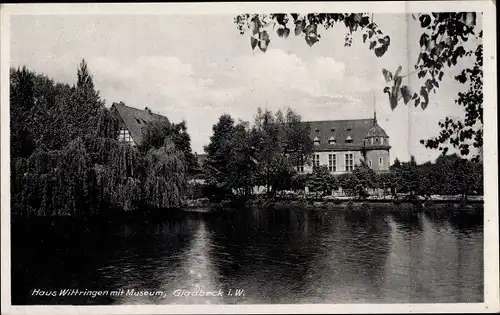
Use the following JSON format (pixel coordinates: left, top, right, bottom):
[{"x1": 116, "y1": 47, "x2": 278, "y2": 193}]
[{"x1": 10, "y1": 13, "x2": 481, "y2": 164}]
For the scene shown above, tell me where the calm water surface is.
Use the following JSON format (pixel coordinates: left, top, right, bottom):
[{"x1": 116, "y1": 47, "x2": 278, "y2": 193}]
[{"x1": 12, "y1": 207, "x2": 483, "y2": 304}]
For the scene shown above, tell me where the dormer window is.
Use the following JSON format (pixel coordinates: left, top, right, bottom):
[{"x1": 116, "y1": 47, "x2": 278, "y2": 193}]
[
  {"x1": 315, "y1": 128, "x2": 320, "y2": 133},
  {"x1": 328, "y1": 136, "x2": 336, "y2": 145},
  {"x1": 345, "y1": 136, "x2": 353, "y2": 143},
  {"x1": 313, "y1": 136, "x2": 321, "y2": 145},
  {"x1": 346, "y1": 127, "x2": 352, "y2": 132},
  {"x1": 330, "y1": 128, "x2": 335, "y2": 132}
]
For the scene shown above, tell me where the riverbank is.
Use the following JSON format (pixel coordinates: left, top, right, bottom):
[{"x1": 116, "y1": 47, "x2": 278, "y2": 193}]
[
  {"x1": 183, "y1": 196, "x2": 483, "y2": 213},
  {"x1": 9, "y1": 197, "x2": 483, "y2": 223}
]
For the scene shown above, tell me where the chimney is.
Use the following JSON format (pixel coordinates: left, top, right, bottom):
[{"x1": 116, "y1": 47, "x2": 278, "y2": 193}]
[{"x1": 145, "y1": 107, "x2": 152, "y2": 115}]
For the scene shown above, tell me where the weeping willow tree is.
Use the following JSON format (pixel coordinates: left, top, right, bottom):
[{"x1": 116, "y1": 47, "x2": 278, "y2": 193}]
[
  {"x1": 143, "y1": 138, "x2": 187, "y2": 209},
  {"x1": 11, "y1": 61, "x2": 190, "y2": 218}
]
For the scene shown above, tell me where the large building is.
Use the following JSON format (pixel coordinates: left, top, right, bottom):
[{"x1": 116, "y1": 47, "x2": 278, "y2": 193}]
[
  {"x1": 300, "y1": 113, "x2": 390, "y2": 173},
  {"x1": 110, "y1": 102, "x2": 170, "y2": 146}
]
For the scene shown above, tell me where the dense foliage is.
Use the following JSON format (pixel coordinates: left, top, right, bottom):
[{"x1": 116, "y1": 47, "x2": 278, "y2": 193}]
[
  {"x1": 203, "y1": 108, "x2": 313, "y2": 200},
  {"x1": 203, "y1": 108, "x2": 482, "y2": 202},
  {"x1": 234, "y1": 12, "x2": 483, "y2": 161},
  {"x1": 10, "y1": 61, "x2": 193, "y2": 217}
]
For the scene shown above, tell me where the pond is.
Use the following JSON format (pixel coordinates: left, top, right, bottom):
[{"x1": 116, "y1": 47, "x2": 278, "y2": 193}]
[{"x1": 11, "y1": 206, "x2": 483, "y2": 304}]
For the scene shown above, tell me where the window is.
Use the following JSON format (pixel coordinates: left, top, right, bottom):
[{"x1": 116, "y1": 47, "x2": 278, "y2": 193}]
[
  {"x1": 118, "y1": 128, "x2": 132, "y2": 143},
  {"x1": 330, "y1": 128, "x2": 335, "y2": 132},
  {"x1": 328, "y1": 154, "x2": 337, "y2": 172},
  {"x1": 380, "y1": 137, "x2": 384, "y2": 144},
  {"x1": 315, "y1": 128, "x2": 320, "y2": 133},
  {"x1": 375, "y1": 138, "x2": 379, "y2": 144},
  {"x1": 313, "y1": 154, "x2": 320, "y2": 167},
  {"x1": 313, "y1": 136, "x2": 320, "y2": 145},
  {"x1": 345, "y1": 153, "x2": 354, "y2": 171},
  {"x1": 363, "y1": 140, "x2": 367, "y2": 146},
  {"x1": 346, "y1": 127, "x2": 352, "y2": 131},
  {"x1": 345, "y1": 136, "x2": 353, "y2": 143},
  {"x1": 368, "y1": 160, "x2": 372, "y2": 167},
  {"x1": 379, "y1": 157, "x2": 384, "y2": 165},
  {"x1": 385, "y1": 138, "x2": 389, "y2": 145},
  {"x1": 297, "y1": 155, "x2": 305, "y2": 173},
  {"x1": 328, "y1": 137, "x2": 336, "y2": 145},
  {"x1": 371, "y1": 137, "x2": 374, "y2": 145}
]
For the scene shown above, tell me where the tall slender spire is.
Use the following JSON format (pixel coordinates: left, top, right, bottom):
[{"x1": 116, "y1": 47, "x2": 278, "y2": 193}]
[{"x1": 373, "y1": 90, "x2": 378, "y2": 125}]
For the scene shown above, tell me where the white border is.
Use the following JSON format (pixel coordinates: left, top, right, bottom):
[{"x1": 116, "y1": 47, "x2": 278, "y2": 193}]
[{"x1": 1, "y1": 2, "x2": 498, "y2": 314}]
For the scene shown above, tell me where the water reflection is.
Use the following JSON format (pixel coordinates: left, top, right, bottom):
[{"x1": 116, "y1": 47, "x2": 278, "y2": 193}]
[{"x1": 12, "y1": 206, "x2": 483, "y2": 305}]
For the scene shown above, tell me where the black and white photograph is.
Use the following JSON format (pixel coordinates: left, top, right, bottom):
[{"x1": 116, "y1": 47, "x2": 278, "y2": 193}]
[{"x1": 0, "y1": 2, "x2": 498, "y2": 314}]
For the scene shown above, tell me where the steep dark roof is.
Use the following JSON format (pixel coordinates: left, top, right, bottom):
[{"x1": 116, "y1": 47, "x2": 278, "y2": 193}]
[
  {"x1": 111, "y1": 102, "x2": 170, "y2": 145},
  {"x1": 305, "y1": 118, "x2": 381, "y2": 151},
  {"x1": 366, "y1": 124, "x2": 388, "y2": 137}
]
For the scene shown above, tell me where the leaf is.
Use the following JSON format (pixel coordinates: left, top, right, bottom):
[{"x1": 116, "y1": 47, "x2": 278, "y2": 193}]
[
  {"x1": 419, "y1": 14, "x2": 431, "y2": 28},
  {"x1": 411, "y1": 93, "x2": 419, "y2": 100},
  {"x1": 363, "y1": 34, "x2": 367, "y2": 43},
  {"x1": 295, "y1": 20, "x2": 304, "y2": 36},
  {"x1": 305, "y1": 24, "x2": 317, "y2": 36},
  {"x1": 401, "y1": 85, "x2": 412, "y2": 104},
  {"x1": 383, "y1": 86, "x2": 391, "y2": 94},
  {"x1": 252, "y1": 17, "x2": 262, "y2": 35},
  {"x1": 374, "y1": 45, "x2": 387, "y2": 57},
  {"x1": 283, "y1": 28, "x2": 290, "y2": 39},
  {"x1": 258, "y1": 30, "x2": 270, "y2": 52},
  {"x1": 250, "y1": 36, "x2": 258, "y2": 50},
  {"x1": 415, "y1": 97, "x2": 420, "y2": 107},
  {"x1": 389, "y1": 90, "x2": 398, "y2": 110},
  {"x1": 382, "y1": 69, "x2": 393, "y2": 82},
  {"x1": 369, "y1": 41, "x2": 376, "y2": 49},
  {"x1": 419, "y1": 33, "x2": 430, "y2": 48},
  {"x1": 438, "y1": 71, "x2": 444, "y2": 81},
  {"x1": 277, "y1": 28, "x2": 285, "y2": 37},
  {"x1": 420, "y1": 87, "x2": 429, "y2": 110},
  {"x1": 305, "y1": 35, "x2": 318, "y2": 47},
  {"x1": 394, "y1": 65, "x2": 403, "y2": 78}
]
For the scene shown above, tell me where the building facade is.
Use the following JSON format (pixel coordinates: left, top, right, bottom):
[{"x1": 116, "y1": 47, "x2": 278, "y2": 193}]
[
  {"x1": 300, "y1": 113, "x2": 390, "y2": 173},
  {"x1": 110, "y1": 102, "x2": 170, "y2": 146}
]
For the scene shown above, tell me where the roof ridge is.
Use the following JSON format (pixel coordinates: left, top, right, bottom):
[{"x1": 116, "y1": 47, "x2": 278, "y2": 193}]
[{"x1": 303, "y1": 118, "x2": 374, "y2": 123}]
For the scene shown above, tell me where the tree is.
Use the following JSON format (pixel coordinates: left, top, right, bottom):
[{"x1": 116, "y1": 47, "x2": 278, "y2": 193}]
[
  {"x1": 140, "y1": 119, "x2": 198, "y2": 175},
  {"x1": 338, "y1": 172, "x2": 359, "y2": 197},
  {"x1": 307, "y1": 165, "x2": 336, "y2": 198},
  {"x1": 352, "y1": 161, "x2": 377, "y2": 197},
  {"x1": 10, "y1": 67, "x2": 36, "y2": 158},
  {"x1": 234, "y1": 13, "x2": 483, "y2": 161},
  {"x1": 67, "y1": 59, "x2": 104, "y2": 139},
  {"x1": 203, "y1": 114, "x2": 239, "y2": 198},
  {"x1": 376, "y1": 171, "x2": 394, "y2": 196},
  {"x1": 10, "y1": 63, "x2": 189, "y2": 217},
  {"x1": 227, "y1": 121, "x2": 256, "y2": 198},
  {"x1": 250, "y1": 107, "x2": 310, "y2": 198}
]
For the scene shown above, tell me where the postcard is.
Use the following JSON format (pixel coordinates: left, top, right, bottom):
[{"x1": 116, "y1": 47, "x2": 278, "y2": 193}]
[{"x1": 1, "y1": 1, "x2": 498, "y2": 314}]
